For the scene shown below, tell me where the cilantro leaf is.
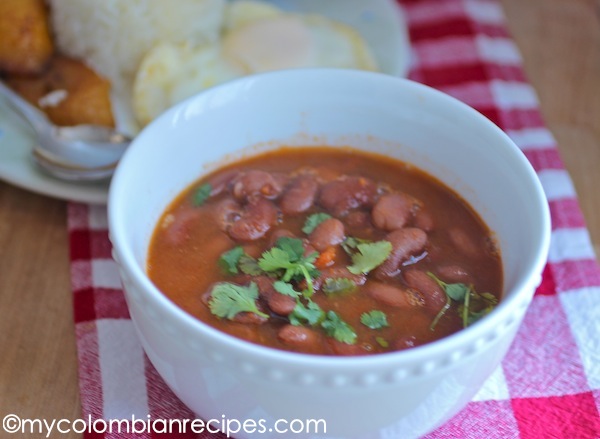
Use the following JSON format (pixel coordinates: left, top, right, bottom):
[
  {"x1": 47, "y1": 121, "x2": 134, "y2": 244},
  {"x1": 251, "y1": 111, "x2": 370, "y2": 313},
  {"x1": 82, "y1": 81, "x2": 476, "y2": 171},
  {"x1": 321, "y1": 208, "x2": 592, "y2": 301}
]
[
  {"x1": 360, "y1": 310, "x2": 389, "y2": 329},
  {"x1": 427, "y1": 272, "x2": 499, "y2": 329},
  {"x1": 258, "y1": 238, "x2": 319, "y2": 293},
  {"x1": 275, "y1": 237, "x2": 305, "y2": 262},
  {"x1": 347, "y1": 240, "x2": 392, "y2": 275},
  {"x1": 238, "y1": 254, "x2": 263, "y2": 275},
  {"x1": 321, "y1": 311, "x2": 357, "y2": 344},
  {"x1": 302, "y1": 213, "x2": 332, "y2": 234},
  {"x1": 341, "y1": 236, "x2": 372, "y2": 254},
  {"x1": 289, "y1": 300, "x2": 325, "y2": 326},
  {"x1": 258, "y1": 247, "x2": 292, "y2": 272},
  {"x1": 273, "y1": 281, "x2": 301, "y2": 299},
  {"x1": 208, "y1": 282, "x2": 268, "y2": 320},
  {"x1": 322, "y1": 277, "x2": 356, "y2": 295},
  {"x1": 219, "y1": 246, "x2": 245, "y2": 274},
  {"x1": 192, "y1": 183, "x2": 212, "y2": 206},
  {"x1": 444, "y1": 283, "x2": 470, "y2": 301}
]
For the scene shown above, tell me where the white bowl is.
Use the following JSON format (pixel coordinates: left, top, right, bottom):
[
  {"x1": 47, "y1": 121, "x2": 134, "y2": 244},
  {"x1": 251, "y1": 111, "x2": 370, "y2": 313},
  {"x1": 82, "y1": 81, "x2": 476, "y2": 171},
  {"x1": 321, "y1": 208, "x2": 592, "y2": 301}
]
[{"x1": 108, "y1": 69, "x2": 551, "y2": 439}]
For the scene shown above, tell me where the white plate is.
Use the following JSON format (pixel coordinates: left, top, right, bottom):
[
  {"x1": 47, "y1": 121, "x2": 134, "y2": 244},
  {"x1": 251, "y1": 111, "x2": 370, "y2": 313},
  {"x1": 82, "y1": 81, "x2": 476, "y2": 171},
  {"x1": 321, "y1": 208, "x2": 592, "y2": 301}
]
[
  {"x1": 0, "y1": 0, "x2": 409, "y2": 205},
  {"x1": 0, "y1": 99, "x2": 111, "y2": 204}
]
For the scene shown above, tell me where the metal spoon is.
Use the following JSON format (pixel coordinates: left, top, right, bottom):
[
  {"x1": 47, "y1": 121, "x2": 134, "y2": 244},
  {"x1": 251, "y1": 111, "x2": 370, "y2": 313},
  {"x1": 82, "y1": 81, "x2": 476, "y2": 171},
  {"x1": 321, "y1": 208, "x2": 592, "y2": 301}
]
[
  {"x1": 32, "y1": 147, "x2": 118, "y2": 181},
  {"x1": 0, "y1": 79, "x2": 131, "y2": 180}
]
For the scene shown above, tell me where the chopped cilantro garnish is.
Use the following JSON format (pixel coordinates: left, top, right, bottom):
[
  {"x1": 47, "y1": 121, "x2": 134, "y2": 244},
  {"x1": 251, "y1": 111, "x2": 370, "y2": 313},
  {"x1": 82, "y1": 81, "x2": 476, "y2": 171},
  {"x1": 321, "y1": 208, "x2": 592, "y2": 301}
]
[
  {"x1": 258, "y1": 237, "x2": 319, "y2": 294},
  {"x1": 341, "y1": 236, "x2": 371, "y2": 254},
  {"x1": 321, "y1": 311, "x2": 357, "y2": 344},
  {"x1": 347, "y1": 240, "x2": 392, "y2": 275},
  {"x1": 273, "y1": 281, "x2": 301, "y2": 299},
  {"x1": 360, "y1": 310, "x2": 389, "y2": 329},
  {"x1": 289, "y1": 300, "x2": 325, "y2": 326},
  {"x1": 219, "y1": 246, "x2": 245, "y2": 274},
  {"x1": 322, "y1": 277, "x2": 356, "y2": 295},
  {"x1": 208, "y1": 282, "x2": 268, "y2": 320},
  {"x1": 238, "y1": 254, "x2": 263, "y2": 275},
  {"x1": 192, "y1": 183, "x2": 212, "y2": 206},
  {"x1": 302, "y1": 213, "x2": 332, "y2": 234},
  {"x1": 427, "y1": 272, "x2": 498, "y2": 329}
]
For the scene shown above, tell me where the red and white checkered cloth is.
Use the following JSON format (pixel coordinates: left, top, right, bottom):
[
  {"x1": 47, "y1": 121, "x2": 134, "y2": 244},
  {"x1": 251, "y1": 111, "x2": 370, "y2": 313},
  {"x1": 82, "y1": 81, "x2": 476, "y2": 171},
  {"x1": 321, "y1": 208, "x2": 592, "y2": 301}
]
[{"x1": 67, "y1": 0, "x2": 600, "y2": 437}]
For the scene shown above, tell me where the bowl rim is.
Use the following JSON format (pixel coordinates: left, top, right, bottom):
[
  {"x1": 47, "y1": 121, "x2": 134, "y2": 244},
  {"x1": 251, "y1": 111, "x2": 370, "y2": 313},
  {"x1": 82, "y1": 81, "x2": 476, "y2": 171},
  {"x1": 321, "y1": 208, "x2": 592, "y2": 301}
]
[{"x1": 108, "y1": 68, "x2": 552, "y2": 370}]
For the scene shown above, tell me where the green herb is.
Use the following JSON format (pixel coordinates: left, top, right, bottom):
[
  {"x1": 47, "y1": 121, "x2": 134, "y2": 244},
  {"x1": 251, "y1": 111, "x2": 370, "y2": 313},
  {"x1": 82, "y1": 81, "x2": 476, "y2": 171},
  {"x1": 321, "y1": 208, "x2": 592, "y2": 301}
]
[
  {"x1": 427, "y1": 272, "x2": 499, "y2": 329},
  {"x1": 347, "y1": 240, "x2": 392, "y2": 275},
  {"x1": 273, "y1": 281, "x2": 301, "y2": 299},
  {"x1": 302, "y1": 213, "x2": 332, "y2": 234},
  {"x1": 258, "y1": 237, "x2": 319, "y2": 295},
  {"x1": 322, "y1": 277, "x2": 356, "y2": 295},
  {"x1": 219, "y1": 246, "x2": 245, "y2": 274},
  {"x1": 289, "y1": 300, "x2": 325, "y2": 326},
  {"x1": 360, "y1": 310, "x2": 389, "y2": 329},
  {"x1": 321, "y1": 311, "x2": 357, "y2": 344},
  {"x1": 341, "y1": 236, "x2": 372, "y2": 254},
  {"x1": 375, "y1": 336, "x2": 389, "y2": 348},
  {"x1": 238, "y1": 254, "x2": 263, "y2": 275},
  {"x1": 208, "y1": 282, "x2": 268, "y2": 320},
  {"x1": 192, "y1": 183, "x2": 212, "y2": 206}
]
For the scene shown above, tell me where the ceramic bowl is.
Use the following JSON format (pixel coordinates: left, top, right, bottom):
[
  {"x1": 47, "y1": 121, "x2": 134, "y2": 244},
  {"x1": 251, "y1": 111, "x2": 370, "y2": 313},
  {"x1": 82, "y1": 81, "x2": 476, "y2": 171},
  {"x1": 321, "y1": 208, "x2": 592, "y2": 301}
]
[{"x1": 108, "y1": 69, "x2": 551, "y2": 439}]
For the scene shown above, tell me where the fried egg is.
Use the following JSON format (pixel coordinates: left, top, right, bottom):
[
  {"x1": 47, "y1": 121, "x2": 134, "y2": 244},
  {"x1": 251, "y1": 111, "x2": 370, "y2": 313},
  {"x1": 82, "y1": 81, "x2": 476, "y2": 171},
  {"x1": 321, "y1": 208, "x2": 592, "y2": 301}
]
[
  {"x1": 132, "y1": 0, "x2": 378, "y2": 126},
  {"x1": 132, "y1": 42, "x2": 245, "y2": 126}
]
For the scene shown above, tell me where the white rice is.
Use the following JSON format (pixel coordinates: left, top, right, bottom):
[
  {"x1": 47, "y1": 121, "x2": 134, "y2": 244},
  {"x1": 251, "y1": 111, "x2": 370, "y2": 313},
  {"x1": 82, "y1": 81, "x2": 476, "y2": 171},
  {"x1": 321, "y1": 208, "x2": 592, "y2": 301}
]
[{"x1": 48, "y1": 0, "x2": 226, "y2": 88}]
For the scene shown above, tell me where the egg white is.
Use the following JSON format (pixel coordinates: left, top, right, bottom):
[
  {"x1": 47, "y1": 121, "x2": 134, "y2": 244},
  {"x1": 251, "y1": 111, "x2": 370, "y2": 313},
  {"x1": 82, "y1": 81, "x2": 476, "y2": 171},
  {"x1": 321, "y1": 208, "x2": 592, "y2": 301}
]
[{"x1": 132, "y1": 0, "x2": 378, "y2": 126}]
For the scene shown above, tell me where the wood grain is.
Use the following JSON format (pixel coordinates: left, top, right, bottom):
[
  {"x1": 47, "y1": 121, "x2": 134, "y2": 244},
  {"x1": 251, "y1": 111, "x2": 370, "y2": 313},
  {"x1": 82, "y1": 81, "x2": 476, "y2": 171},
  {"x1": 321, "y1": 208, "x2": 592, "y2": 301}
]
[
  {"x1": 0, "y1": 1, "x2": 597, "y2": 437},
  {"x1": 0, "y1": 183, "x2": 80, "y2": 438},
  {"x1": 501, "y1": 0, "x2": 600, "y2": 256}
]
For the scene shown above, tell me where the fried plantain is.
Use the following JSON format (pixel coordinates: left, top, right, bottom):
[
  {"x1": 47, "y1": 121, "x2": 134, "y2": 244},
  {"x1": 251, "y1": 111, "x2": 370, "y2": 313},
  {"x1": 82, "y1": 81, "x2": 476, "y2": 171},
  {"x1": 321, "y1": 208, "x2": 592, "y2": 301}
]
[
  {"x1": 5, "y1": 55, "x2": 115, "y2": 127},
  {"x1": 0, "y1": 0, "x2": 54, "y2": 74}
]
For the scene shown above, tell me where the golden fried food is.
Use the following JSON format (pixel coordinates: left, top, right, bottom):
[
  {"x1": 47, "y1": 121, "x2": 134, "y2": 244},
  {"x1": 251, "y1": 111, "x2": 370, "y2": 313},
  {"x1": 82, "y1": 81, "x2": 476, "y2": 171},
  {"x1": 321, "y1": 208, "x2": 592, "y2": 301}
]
[
  {"x1": 0, "y1": 0, "x2": 54, "y2": 74},
  {"x1": 5, "y1": 56, "x2": 115, "y2": 127}
]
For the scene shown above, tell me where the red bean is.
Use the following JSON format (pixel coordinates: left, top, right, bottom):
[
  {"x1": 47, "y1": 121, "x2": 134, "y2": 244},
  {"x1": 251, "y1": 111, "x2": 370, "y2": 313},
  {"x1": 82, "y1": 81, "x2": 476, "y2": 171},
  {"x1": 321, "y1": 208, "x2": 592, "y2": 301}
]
[
  {"x1": 375, "y1": 228, "x2": 428, "y2": 279},
  {"x1": 254, "y1": 276, "x2": 276, "y2": 298},
  {"x1": 215, "y1": 199, "x2": 242, "y2": 232},
  {"x1": 268, "y1": 229, "x2": 296, "y2": 247},
  {"x1": 403, "y1": 270, "x2": 447, "y2": 314},
  {"x1": 327, "y1": 339, "x2": 369, "y2": 356},
  {"x1": 345, "y1": 211, "x2": 373, "y2": 229},
  {"x1": 438, "y1": 265, "x2": 471, "y2": 283},
  {"x1": 372, "y1": 193, "x2": 419, "y2": 231},
  {"x1": 228, "y1": 196, "x2": 278, "y2": 241},
  {"x1": 364, "y1": 281, "x2": 425, "y2": 308},
  {"x1": 267, "y1": 293, "x2": 296, "y2": 316},
  {"x1": 318, "y1": 176, "x2": 378, "y2": 216},
  {"x1": 207, "y1": 170, "x2": 237, "y2": 197},
  {"x1": 280, "y1": 174, "x2": 319, "y2": 215},
  {"x1": 303, "y1": 241, "x2": 318, "y2": 257},
  {"x1": 308, "y1": 218, "x2": 345, "y2": 252},
  {"x1": 278, "y1": 325, "x2": 322, "y2": 352},
  {"x1": 232, "y1": 170, "x2": 282, "y2": 201},
  {"x1": 254, "y1": 276, "x2": 296, "y2": 316},
  {"x1": 413, "y1": 208, "x2": 434, "y2": 232}
]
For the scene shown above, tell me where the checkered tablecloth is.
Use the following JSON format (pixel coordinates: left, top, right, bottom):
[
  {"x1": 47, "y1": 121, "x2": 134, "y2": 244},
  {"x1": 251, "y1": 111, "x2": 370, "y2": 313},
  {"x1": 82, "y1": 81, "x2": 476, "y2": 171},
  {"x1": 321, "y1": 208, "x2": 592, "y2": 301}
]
[{"x1": 67, "y1": 0, "x2": 600, "y2": 437}]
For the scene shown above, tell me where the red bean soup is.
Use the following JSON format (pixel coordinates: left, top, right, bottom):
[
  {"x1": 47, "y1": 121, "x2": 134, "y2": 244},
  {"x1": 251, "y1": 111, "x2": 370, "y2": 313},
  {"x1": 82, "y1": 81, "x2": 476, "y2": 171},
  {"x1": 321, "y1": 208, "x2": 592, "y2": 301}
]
[{"x1": 147, "y1": 147, "x2": 503, "y2": 356}]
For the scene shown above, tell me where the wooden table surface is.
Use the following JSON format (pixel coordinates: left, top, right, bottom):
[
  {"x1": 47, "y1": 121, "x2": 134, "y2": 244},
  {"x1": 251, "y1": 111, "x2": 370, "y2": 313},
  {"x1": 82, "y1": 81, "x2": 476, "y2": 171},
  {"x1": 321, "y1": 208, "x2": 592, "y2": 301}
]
[{"x1": 1, "y1": 1, "x2": 598, "y2": 436}]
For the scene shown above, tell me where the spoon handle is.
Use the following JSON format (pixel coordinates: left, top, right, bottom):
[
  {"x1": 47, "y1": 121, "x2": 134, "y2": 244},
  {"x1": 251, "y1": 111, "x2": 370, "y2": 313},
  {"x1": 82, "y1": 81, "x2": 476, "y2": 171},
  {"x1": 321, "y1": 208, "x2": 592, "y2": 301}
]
[{"x1": 0, "y1": 79, "x2": 52, "y2": 135}]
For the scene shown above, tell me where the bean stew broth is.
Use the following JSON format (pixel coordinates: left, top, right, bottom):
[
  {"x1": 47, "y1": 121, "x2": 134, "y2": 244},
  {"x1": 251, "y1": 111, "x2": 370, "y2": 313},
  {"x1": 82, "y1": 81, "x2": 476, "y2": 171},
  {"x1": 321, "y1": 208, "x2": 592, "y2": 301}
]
[{"x1": 147, "y1": 147, "x2": 502, "y2": 356}]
